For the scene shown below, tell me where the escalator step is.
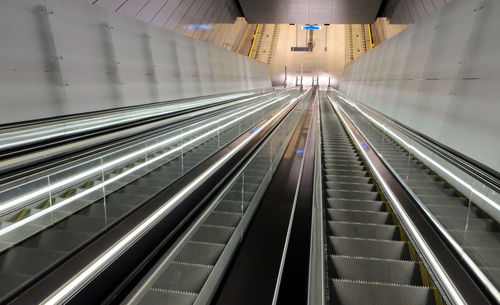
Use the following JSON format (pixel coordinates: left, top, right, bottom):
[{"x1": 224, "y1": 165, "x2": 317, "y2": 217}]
[
  {"x1": 214, "y1": 200, "x2": 248, "y2": 214},
  {"x1": 78, "y1": 202, "x2": 135, "y2": 218},
  {"x1": 324, "y1": 175, "x2": 371, "y2": 184},
  {"x1": 329, "y1": 256, "x2": 423, "y2": 285},
  {"x1": 480, "y1": 267, "x2": 500, "y2": 288},
  {"x1": 132, "y1": 177, "x2": 172, "y2": 187},
  {"x1": 323, "y1": 164, "x2": 364, "y2": 171},
  {"x1": 406, "y1": 180, "x2": 447, "y2": 188},
  {"x1": 324, "y1": 160, "x2": 362, "y2": 166},
  {"x1": 326, "y1": 182, "x2": 375, "y2": 192},
  {"x1": 237, "y1": 176, "x2": 265, "y2": 185},
  {"x1": 243, "y1": 169, "x2": 267, "y2": 177},
  {"x1": 436, "y1": 216, "x2": 498, "y2": 232},
  {"x1": 404, "y1": 174, "x2": 440, "y2": 182},
  {"x1": 102, "y1": 192, "x2": 149, "y2": 207},
  {"x1": 412, "y1": 187, "x2": 458, "y2": 197},
  {"x1": 224, "y1": 191, "x2": 254, "y2": 202},
  {"x1": 175, "y1": 242, "x2": 225, "y2": 266},
  {"x1": 327, "y1": 209, "x2": 392, "y2": 225},
  {"x1": 231, "y1": 183, "x2": 260, "y2": 193},
  {"x1": 326, "y1": 190, "x2": 380, "y2": 201},
  {"x1": 323, "y1": 169, "x2": 368, "y2": 177},
  {"x1": 53, "y1": 215, "x2": 117, "y2": 233},
  {"x1": 328, "y1": 222, "x2": 400, "y2": 240},
  {"x1": 116, "y1": 185, "x2": 161, "y2": 197},
  {"x1": 139, "y1": 289, "x2": 197, "y2": 305},
  {"x1": 0, "y1": 272, "x2": 31, "y2": 298},
  {"x1": 0, "y1": 222, "x2": 46, "y2": 245},
  {"x1": 151, "y1": 262, "x2": 212, "y2": 293},
  {"x1": 148, "y1": 170, "x2": 182, "y2": 180},
  {"x1": 204, "y1": 212, "x2": 241, "y2": 227},
  {"x1": 417, "y1": 195, "x2": 468, "y2": 206},
  {"x1": 323, "y1": 156, "x2": 360, "y2": 162},
  {"x1": 326, "y1": 199, "x2": 385, "y2": 211},
  {"x1": 328, "y1": 236, "x2": 410, "y2": 260},
  {"x1": 0, "y1": 247, "x2": 66, "y2": 275},
  {"x1": 427, "y1": 205, "x2": 482, "y2": 218},
  {"x1": 22, "y1": 229, "x2": 93, "y2": 252},
  {"x1": 329, "y1": 279, "x2": 436, "y2": 305},
  {"x1": 392, "y1": 168, "x2": 430, "y2": 175},
  {"x1": 191, "y1": 225, "x2": 234, "y2": 245},
  {"x1": 448, "y1": 230, "x2": 500, "y2": 248}
]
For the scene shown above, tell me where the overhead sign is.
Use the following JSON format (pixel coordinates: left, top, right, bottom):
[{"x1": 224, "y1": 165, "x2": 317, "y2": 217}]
[{"x1": 301, "y1": 25, "x2": 321, "y2": 30}]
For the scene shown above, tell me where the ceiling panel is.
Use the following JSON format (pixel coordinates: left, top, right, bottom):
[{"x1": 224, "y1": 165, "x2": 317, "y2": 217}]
[
  {"x1": 240, "y1": 0, "x2": 383, "y2": 24},
  {"x1": 83, "y1": 0, "x2": 241, "y2": 28}
]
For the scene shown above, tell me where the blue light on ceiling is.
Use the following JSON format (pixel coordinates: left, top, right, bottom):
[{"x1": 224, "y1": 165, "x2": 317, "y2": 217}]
[
  {"x1": 185, "y1": 24, "x2": 212, "y2": 30},
  {"x1": 301, "y1": 25, "x2": 321, "y2": 30}
]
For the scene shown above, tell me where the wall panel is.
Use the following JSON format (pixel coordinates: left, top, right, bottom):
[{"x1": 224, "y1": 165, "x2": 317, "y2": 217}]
[
  {"x1": 0, "y1": 0, "x2": 270, "y2": 124},
  {"x1": 340, "y1": 0, "x2": 500, "y2": 171}
]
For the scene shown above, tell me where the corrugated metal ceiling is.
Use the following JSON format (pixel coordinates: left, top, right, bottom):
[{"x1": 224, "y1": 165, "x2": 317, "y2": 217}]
[
  {"x1": 82, "y1": 0, "x2": 241, "y2": 31},
  {"x1": 238, "y1": 0, "x2": 383, "y2": 24}
]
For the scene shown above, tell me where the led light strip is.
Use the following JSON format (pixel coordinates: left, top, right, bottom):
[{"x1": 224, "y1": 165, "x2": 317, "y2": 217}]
[
  {"x1": 331, "y1": 93, "x2": 500, "y2": 301},
  {"x1": 329, "y1": 97, "x2": 467, "y2": 305},
  {"x1": 42, "y1": 92, "x2": 305, "y2": 305},
  {"x1": 0, "y1": 92, "x2": 255, "y2": 149},
  {"x1": 0, "y1": 94, "x2": 291, "y2": 236}
]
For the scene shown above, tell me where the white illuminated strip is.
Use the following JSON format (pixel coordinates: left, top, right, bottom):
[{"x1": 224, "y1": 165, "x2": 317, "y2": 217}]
[
  {"x1": 0, "y1": 94, "x2": 290, "y2": 235},
  {"x1": 329, "y1": 98, "x2": 467, "y2": 305},
  {"x1": 42, "y1": 93, "x2": 303, "y2": 305},
  {"x1": 332, "y1": 94, "x2": 500, "y2": 301},
  {"x1": 336, "y1": 94, "x2": 500, "y2": 212},
  {"x1": 0, "y1": 92, "x2": 254, "y2": 149}
]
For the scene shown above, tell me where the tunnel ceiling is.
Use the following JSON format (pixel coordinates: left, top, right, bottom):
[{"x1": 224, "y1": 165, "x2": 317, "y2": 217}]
[
  {"x1": 83, "y1": 0, "x2": 242, "y2": 29},
  {"x1": 239, "y1": 0, "x2": 383, "y2": 24}
]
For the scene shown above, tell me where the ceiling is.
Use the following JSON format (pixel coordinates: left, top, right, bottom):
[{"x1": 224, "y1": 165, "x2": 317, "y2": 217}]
[
  {"x1": 84, "y1": 0, "x2": 386, "y2": 28},
  {"x1": 239, "y1": 0, "x2": 383, "y2": 24},
  {"x1": 83, "y1": 0, "x2": 241, "y2": 30}
]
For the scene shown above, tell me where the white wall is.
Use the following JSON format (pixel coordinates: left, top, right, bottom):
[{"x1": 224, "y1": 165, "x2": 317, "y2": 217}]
[
  {"x1": 0, "y1": 0, "x2": 271, "y2": 124},
  {"x1": 340, "y1": 0, "x2": 500, "y2": 172}
]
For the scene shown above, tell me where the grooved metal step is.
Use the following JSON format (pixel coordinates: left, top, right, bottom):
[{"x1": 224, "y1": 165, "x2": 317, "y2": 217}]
[
  {"x1": 319, "y1": 96, "x2": 440, "y2": 305},
  {"x1": 329, "y1": 255, "x2": 423, "y2": 285},
  {"x1": 329, "y1": 279, "x2": 437, "y2": 305},
  {"x1": 327, "y1": 222, "x2": 400, "y2": 240}
]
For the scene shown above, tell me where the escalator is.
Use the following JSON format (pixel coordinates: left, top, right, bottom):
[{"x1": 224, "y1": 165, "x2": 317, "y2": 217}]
[
  {"x1": 319, "y1": 96, "x2": 443, "y2": 305},
  {"x1": 123, "y1": 153, "x2": 270, "y2": 305},
  {"x1": 0, "y1": 91, "x2": 296, "y2": 303},
  {"x1": 0, "y1": 116, "x2": 239, "y2": 300},
  {"x1": 0, "y1": 90, "x2": 274, "y2": 182},
  {"x1": 330, "y1": 92, "x2": 500, "y2": 298},
  {"x1": 120, "y1": 90, "x2": 310, "y2": 305},
  {"x1": 2, "y1": 86, "x2": 497, "y2": 305},
  {"x1": 357, "y1": 123, "x2": 500, "y2": 289}
]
